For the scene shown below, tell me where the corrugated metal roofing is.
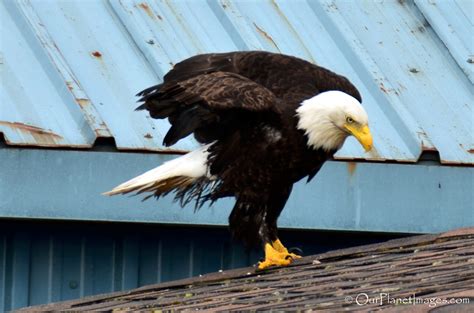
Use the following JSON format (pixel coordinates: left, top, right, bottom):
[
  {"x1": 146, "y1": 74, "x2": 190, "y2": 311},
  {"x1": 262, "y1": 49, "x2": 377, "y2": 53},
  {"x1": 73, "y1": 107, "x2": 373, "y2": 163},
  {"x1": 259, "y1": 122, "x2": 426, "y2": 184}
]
[{"x1": 1, "y1": 0, "x2": 472, "y2": 164}]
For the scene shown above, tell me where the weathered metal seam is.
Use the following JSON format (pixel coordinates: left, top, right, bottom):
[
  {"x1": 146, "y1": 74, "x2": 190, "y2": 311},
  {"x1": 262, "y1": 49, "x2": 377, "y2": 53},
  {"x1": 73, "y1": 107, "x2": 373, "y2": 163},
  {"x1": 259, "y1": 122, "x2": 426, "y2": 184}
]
[
  {"x1": 414, "y1": 0, "x2": 474, "y2": 84},
  {"x1": 8, "y1": 1, "x2": 101, "y2": 144},
  {"x1": 308, "y1": 0, "x2": 423, "y2": 161},
  {"x1": 207, "y1": 0, "x2": 250, "y2": 51},
  {"x1": 381, "y1": 2, "x2": 474, "y2": 163}
]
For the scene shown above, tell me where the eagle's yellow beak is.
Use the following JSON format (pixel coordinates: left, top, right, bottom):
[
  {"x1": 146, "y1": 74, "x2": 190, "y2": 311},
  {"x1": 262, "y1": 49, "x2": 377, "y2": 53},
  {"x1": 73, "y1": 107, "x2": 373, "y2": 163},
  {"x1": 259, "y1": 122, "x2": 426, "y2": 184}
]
[{"x1": 344, "y1": 124, "x2": 373, "y2": 152}]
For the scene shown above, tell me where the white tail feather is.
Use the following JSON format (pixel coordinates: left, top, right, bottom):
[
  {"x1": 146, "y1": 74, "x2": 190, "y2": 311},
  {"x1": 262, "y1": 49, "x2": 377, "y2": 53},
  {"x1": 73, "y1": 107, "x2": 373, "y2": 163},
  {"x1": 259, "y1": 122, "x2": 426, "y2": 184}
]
[{"x1": 103, "y1": 144, "x2": 211, "y2": 196}]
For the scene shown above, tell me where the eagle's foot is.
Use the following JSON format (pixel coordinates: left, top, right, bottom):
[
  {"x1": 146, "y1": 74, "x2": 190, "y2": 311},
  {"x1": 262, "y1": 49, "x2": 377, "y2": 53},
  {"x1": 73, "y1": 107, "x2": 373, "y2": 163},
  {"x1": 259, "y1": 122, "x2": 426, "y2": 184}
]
[{"x1": 257, "y1": 243, "x2": 299, "y2": 270}]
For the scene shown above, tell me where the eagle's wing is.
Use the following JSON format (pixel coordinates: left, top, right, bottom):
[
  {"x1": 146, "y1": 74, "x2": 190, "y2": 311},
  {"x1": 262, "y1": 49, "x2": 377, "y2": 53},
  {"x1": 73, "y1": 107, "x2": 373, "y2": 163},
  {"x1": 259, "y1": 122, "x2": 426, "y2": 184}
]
[
  {"x1": 137, "y1": 71, "x2": 278, "y2": 146},
  {"x1": 140, "y1": 51, "x2": 361, "y2": 104}
]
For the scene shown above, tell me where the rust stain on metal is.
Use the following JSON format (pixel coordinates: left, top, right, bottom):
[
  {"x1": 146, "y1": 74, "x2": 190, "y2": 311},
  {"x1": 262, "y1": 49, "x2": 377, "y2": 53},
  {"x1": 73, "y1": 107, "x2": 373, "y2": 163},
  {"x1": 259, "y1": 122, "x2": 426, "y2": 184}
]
[
  {"x1": 139, "y1": 3, "x2": 155, "y2": 19},
  {"x1": 421, "y1": 141, "x2": 437, "y2": 152},
  {"x1": 468, "y1": 149, "x2": 474, "y2": 154},
  {"x1": 0, "y1": 121, "x2": 63, "y2": 139},
  {"x1": 378, "y1": 82, "x2": 398, "y2": 95},
  {"x1": 95, "y1": 122, "x2": 112, "y2": 137},
  {"x1": 91, "y1": 51, "x2": 102, "y2": 58},
  {"x1": 253, "y1": 23, "x2": 279, "y2": 51},
  {"x1": 76, "y1": 98, "x2": 90, "y2": 108},
  {"x1": 417, "y1": 131, "x2": 437, "y2": 152},
  {"x1": 347, "y1": 162, "x2": 357, "y2": 176}
]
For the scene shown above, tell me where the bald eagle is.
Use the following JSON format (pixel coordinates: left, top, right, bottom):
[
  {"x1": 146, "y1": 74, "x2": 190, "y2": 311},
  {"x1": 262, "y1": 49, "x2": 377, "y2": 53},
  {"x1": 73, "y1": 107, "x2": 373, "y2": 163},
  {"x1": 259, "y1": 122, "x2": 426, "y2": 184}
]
[{"x1": 105, "y1": 51, "x2": 373, "y2": 269}]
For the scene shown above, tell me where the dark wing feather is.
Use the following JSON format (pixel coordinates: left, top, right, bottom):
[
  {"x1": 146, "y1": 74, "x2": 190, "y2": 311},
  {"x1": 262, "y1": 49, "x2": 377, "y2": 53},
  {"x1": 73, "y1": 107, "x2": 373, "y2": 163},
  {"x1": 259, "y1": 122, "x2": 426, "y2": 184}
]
[
  {"x1": 168, "y1": 71, "x2": 277, "y2": 111},
  {"x1": 138, "y1": 71, "x2": 278, "y2": 146},
  {"x1": 138, "y1": 51, "x2": 361, "y2": 109},
  {"x1": 163, "y1": 52, "x2": 237, "y2": 82},
  {"x1": 163, "y1": 105, "x2": 215, "y2": 147},
  {"x1": 136, "y1": 51, "x2": 361, "y2": 146},
  {"x1": 158, "y1": 51, "x2": 360, "y2": 103},
  {"x1": 230, "y1": 51, "x2": 362, "y2": 103}
]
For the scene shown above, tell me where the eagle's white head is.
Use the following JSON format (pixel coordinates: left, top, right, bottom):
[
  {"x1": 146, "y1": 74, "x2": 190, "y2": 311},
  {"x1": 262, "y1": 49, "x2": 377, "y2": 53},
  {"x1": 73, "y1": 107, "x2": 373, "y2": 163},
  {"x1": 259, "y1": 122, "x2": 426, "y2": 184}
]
[{"x1": 296, "y1": 90, "x2": 373, "y2": 152}]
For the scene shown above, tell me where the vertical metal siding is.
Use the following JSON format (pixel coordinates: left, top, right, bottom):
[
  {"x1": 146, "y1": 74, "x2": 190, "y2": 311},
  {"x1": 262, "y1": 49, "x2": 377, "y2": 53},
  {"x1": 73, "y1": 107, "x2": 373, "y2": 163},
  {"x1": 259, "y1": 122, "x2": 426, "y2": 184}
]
[
  {"x1": 0, "y1": 222, "x2": 402, "y2": 312},
  {"x1": 0, "y1": 237, "x2": 4, "y2": 312},
  {"x1": 0, "y1": 227, "x2": 256, "y2": 311}
]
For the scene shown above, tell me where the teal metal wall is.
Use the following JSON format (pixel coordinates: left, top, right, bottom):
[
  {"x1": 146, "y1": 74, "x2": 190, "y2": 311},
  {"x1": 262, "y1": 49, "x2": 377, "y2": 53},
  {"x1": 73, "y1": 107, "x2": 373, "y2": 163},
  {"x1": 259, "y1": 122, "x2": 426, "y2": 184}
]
[
  {"x1": 0, "y1": 220, "x2": 403, "y2": 312},
  {"x1": 1, "y1": 148, "x2": 473, "y2": 234}
]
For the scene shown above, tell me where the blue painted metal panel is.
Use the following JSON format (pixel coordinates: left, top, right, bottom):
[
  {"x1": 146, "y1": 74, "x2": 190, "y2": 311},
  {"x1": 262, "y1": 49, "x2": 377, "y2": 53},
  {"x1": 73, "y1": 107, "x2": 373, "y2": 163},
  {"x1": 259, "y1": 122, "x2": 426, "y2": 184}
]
[
  {"x1": 415, "y1": 0, "x2": 474, "y2": 83},
  {"x1": 313, "y1": 0, "x2": 473, "y2": 164},
  {"x1": 0, "y1": 237, "x2": 4, "y2": 312},
  {"x1": 0, "y1": 221, "x2": 403, "y2": 312},
  {"x1": 0, "y1": 0, "x2": 195, "y2": 152},
  {"x1": 1, "y1": 148, "x2": 472, "y2": 234},
  {"x1": 0, "y1": 0, "x2": 96, "y2": 147},
  {"x1": 0, "y1": 0, "x2": 472, "y2": 163}
]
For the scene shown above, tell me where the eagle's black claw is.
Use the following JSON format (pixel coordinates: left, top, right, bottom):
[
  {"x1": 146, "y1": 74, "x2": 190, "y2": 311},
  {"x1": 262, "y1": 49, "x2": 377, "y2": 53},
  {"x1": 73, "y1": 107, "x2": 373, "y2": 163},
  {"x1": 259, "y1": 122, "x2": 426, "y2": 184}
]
[{"x1": 288, "y1": 247, "x2": 304, "y2": 256}]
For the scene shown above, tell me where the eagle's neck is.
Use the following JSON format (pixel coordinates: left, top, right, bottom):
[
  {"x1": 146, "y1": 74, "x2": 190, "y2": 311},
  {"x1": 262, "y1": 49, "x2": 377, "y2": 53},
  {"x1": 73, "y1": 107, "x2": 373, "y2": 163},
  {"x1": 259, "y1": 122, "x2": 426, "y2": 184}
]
[{"x1": 295, "y1": 99, "x2": 348, "y2": 152}]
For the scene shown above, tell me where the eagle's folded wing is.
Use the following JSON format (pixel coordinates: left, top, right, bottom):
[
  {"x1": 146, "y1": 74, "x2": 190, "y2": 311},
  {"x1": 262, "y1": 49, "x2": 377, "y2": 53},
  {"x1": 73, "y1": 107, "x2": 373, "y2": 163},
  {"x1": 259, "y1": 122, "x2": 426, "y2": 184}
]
[{"x1": 136, "y1": 71, "x2": 278, "y2": 146}]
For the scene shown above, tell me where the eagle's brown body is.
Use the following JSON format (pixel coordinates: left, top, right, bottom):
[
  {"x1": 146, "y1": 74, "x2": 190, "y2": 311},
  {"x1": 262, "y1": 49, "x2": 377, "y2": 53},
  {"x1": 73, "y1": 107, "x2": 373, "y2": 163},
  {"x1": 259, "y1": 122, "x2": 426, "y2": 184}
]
[{"x1": 134, "y1": 51, "x2": 361, "y2": 249}]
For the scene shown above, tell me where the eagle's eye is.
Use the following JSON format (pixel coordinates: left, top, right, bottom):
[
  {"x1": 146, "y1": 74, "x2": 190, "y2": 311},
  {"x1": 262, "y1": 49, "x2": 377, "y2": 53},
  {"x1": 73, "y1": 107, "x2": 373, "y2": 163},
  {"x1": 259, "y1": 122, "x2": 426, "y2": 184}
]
[{"x1": 346, "y1": 116, "x2": 354, "y2": 124}]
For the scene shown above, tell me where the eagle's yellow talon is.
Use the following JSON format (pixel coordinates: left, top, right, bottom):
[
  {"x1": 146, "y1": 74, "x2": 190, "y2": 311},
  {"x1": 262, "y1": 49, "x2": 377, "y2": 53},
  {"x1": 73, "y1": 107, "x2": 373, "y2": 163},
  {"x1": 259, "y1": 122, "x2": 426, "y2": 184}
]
[
  {"x1": 271, "y1": 238, "x2": 288, "y2": 253},
  {"x1": 258, "y1": 242, "x2": 300, "y2": 270},
  {"x1": 271, "y1": 238, "x2": 302, "y2": 259},
  {"x1": 258, "y1": 257, "x2": 291, "y2": 270}
]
